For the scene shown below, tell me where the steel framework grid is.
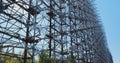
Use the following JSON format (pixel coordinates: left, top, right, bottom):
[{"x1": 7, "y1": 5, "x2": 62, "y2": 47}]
[{"x1": 0, "y1": 0, "x2": 113, "y2": 63}]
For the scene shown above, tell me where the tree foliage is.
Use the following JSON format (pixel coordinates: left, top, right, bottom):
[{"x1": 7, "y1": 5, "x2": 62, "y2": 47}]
[
  {"x1": 5, "y1": 58, "x2": 20, "y2": 63},
  {"x1": 0, "y1": 49, "x2": 76, "y2": 63},
  {"x1": 38, "y1": 50, "x2": 56, "y2": 63}
]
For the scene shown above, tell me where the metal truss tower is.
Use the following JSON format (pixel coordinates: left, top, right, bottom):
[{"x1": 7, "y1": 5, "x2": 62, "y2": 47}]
[{"x1": 0, "y1": 0, "x2": 113, "y2": 63}]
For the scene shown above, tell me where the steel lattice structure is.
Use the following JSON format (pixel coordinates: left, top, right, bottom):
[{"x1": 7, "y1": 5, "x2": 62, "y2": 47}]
[{"x1": 0, "y1": 0, "x2": 113, "y2": 63}]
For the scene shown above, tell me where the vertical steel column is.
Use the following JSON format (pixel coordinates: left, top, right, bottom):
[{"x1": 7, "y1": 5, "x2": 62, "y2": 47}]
[
  {"x1": 49, "y1": 0, "x2": 52, "y2": 58},
  {"x1": 24, "y1": 0, "x2": 32, "y2": 63}
]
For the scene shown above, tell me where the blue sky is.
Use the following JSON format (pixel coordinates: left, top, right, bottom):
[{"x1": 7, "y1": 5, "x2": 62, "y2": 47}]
[{"x1": 95, "y1": 0, "x2": 120, "y2": 63}]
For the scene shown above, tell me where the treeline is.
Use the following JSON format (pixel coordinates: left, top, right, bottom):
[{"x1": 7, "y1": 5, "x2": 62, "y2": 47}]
[{"x1": 0, "y1": 50, "x2": 75, "y2": 63}]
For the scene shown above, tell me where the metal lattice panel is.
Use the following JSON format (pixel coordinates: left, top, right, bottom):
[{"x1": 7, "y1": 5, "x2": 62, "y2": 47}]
[{"x1": 0, "y1": 0, "x2": 113, "y2": 63}]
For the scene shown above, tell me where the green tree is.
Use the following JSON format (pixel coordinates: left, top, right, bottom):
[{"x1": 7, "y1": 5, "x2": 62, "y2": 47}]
[
  {"x1": 5, "y1": 58, "x2": 20, "y2": 63},
  {"x1": 38, "y1": 50, "x2": 56, "y2": 63},
  {"x1": 67, "y1": 52, "x2": 76, "y2": 63}
]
